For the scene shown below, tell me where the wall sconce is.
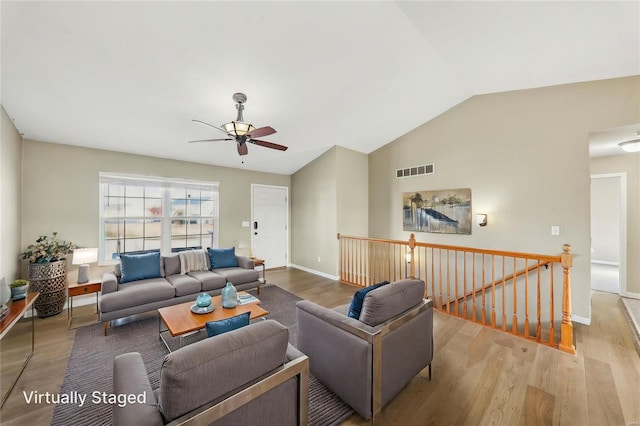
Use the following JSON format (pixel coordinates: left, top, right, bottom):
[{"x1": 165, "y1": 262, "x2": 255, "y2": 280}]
[{"x1": 476, "y1": 214, "x2": 488, "y2": 227}]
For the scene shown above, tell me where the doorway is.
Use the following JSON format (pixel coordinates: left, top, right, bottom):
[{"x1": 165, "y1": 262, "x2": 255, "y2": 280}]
[
  {"x1": 590, "y1": 173, "x2": 626, "y2": 294},
  {"x1": 251, "y1": 184, "x2": 288, "y2": 269}
]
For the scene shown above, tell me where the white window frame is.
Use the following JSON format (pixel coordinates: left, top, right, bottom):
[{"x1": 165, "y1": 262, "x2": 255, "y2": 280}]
[{"x1": 98, "y1": 172, "x2": 219, "y2": 265}]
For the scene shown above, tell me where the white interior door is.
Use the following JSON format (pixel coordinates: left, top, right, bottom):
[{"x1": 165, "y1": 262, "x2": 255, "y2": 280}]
[{"x1": 251, "y1": 185, "x2": 288, "y2": 268}]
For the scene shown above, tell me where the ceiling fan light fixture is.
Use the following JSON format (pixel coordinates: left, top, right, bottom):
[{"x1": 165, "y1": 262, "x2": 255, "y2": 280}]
[
  {"x1": 618, "y1": 139, "x2": 640, "y2": 153},
  {"x1": 223, "y1": 121, "x2": 255, "y2": 136}
]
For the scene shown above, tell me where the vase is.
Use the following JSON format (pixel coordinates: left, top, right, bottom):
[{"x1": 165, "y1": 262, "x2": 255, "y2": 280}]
[
  {"x1": 196, "y1": 292, "x2": 212, "y2": 307},
  {"x1": 10, "y1": 285, "x2": 28, "y2": 301},
  {"x1": 221, "y1": 282, "x2": 238, "y2": 308},
  {"x1": 28, "y1": 260, "x2": 68, "y2": 318}
]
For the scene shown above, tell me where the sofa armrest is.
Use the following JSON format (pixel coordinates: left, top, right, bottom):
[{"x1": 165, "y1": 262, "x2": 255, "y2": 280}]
[
  {"x1": 113, "y1": 352, "x2": 163, "y2": 426},
  {"x1": 101, "y1": 272, "x2": 118, "y2": 295},
  {"x1": 236, "y1": 255, "x2": 255, "y2": 269}
]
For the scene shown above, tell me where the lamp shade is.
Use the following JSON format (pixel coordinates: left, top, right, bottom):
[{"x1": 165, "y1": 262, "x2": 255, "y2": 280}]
[
  {"x1": 72, "y1": 248, "x2": 98, "y2": 265},
  {"x1": 223, "y1": 121, "x2": 255, "y2": 136}
]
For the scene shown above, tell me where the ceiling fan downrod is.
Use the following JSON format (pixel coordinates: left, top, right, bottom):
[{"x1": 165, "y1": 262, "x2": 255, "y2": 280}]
[{"x1": 232, "y1": 92, "x2": 247, "y2": 122}]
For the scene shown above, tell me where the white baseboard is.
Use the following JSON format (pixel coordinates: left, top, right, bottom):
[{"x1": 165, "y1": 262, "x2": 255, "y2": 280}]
[
  {"x1": 289, "y1": 264, "x2": 339, "y2": 281},
  {"x1": 591, "y1": 260, "x2": 619, "y2": 266},
  {"x1": 571, "y1": 314, "x2": 591, "y2": 325},
  {"x1": 622, "y1": 292, "x2": 640, "y2": 300}
]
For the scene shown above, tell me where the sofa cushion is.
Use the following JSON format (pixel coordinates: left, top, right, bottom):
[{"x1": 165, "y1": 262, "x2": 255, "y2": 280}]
[
  {"x1": 205, "y1": 312, "x2": 251, "y2": 337},
  {"x1": 187, "y1": 270, "x2": 227, "y2": 291},
  {"x1": 165, "y1": 274, "x2": 202, "y2": 297},
  {"x1": 163, "y1": 253, "x2": 181, "y2": 276},
  {"x1": 348, "y1": 281, "x2": 389, "y2": 319},
  {"x1": 208, "y1": 247, "x2": 238, "y2": 269},
  {"x1": 158, "y1": 320, "x2": 289, "y2": 422},
  {"x1": 359, "y1": 279, "x2": 425, "y2": 327},
  {"x1": 212, "y1": 267, "x2": 259, "y2": 285},
  {"x1": 120, "y1": 252, "x2": 162, "y2": 284},
  {"x1": 100, "y1": 278, "x2": 176, "y2": 312}
]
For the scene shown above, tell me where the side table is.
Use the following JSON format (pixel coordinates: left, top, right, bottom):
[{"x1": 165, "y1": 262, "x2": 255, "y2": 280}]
[
  {"x1": 250, "y1": 257, "x2": 266, "y2": 294},
  {"x1": 68, "y1": 280, "x2": 101, "y2": 329}
]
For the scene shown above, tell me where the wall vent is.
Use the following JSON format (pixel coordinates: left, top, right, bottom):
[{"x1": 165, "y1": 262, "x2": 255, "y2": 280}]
[{"x1": 395, "y1": 163, "x2": 435, "y2": 179}]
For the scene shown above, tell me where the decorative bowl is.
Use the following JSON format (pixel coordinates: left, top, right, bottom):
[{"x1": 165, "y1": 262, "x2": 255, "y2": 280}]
[{"x1": 191, "y1": 303, "x2": 215, "y2": 315}]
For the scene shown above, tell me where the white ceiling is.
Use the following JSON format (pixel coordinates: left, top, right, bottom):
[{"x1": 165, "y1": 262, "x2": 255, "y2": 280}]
[{"x1": 2, "y1": 1, "x2": 639, "y2": 175}]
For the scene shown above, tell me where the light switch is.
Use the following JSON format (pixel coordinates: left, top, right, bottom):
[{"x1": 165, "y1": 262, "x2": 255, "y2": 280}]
[
  {"x1": 242, "y1": 221, "x2": 250, "y2": 228},
  {"x1": 551, "y1": 226, "x2": 560, "y2": 236}
]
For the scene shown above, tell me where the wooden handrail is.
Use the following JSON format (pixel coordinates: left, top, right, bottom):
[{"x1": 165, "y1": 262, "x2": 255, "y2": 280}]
[
  {"x1": 447, "y1": 260, "x2": 552, "y2": 307},
  {"x1": 338, "y1": 233, "x2": 561, "y2": 263},
  {"x1": 337, "y1": 234, "x2": 575, "y2": 354}
]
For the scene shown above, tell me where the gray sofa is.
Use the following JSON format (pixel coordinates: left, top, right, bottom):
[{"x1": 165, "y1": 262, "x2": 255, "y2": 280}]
[
  {"x1": 100, "y1": 252, "x2": 262, "y2": 335},
  {"x1": 296, "y1": 279, "x2": 433, "y2": 425},
  {"x1": 113, "y1": 320, "x2": 310, "y2": 426}
]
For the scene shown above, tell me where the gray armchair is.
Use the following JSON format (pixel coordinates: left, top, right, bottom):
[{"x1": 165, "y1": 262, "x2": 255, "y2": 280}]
[
  {"x1": 113, "y1": 320, "x2": 309, "y2": 426},
  {"x1": 296, "y1": 279, "x2": 433, "y2": 425}
]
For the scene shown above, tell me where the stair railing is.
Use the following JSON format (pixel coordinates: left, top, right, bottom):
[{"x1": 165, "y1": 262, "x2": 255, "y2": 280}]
[{"x1": 337, "y1": 233, "x2": 575, "y2": 354}]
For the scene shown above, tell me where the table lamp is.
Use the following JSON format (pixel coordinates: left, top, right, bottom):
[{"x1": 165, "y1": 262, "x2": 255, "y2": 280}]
[{"x1": 72, "y1": 248, "x2": 98, "y2": 284}]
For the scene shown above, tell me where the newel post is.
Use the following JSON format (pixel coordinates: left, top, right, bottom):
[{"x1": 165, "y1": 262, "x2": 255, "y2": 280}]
[
  {"x1": 408, "y1": 234, "x2": 416, "y2": 278},
  {"x1": 559, "y1": 244, "x2": 576, "y2": 354}
]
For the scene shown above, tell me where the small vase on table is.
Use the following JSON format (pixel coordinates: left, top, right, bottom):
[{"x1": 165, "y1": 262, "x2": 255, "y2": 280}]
[{"x1": 221, "y1": 282, "x2": 238, "y2": 308}]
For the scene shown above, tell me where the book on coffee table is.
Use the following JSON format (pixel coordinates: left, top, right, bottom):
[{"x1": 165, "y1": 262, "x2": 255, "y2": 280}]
[{"x1": 237, "y1": 291, "x2": 260, "y2": 305}]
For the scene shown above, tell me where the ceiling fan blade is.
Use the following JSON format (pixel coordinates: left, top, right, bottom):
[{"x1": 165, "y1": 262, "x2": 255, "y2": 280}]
[
  {"x1": 246, "y1": 126, "x2": 276, "y2": 139},
  {"x1": 192, "y1": 119, "x2": 227, "y2": 134},
  {"x1": 188, "y1": 138, "x2": 233, "y2": 143},
  {"x1": 237, "y1": 142, "x2": 249, "y2": 156},
  {"x1": 249, "y1": 139, "x2": 288, "y2": 151}
]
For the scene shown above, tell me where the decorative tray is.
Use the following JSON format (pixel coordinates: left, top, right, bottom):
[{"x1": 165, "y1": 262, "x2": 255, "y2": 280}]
[{"x1": 190, "y1": 304, "x2": 215, "y2": 315}]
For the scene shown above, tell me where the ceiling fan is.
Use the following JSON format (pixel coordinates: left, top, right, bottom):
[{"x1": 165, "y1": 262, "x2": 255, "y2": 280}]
[{"x1": 189, "y1": 92, "x2": 288, "y2": 156}]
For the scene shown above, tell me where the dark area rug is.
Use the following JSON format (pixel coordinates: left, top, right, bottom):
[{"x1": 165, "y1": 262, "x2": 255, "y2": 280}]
[{"x1": 51, "y1": 285, "x2": 353, "y2": 426}]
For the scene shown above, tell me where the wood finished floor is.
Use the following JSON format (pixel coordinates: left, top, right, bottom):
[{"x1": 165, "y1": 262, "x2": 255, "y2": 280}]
[{"x1": 1, "y1": 267, "x2": 638, "y2": 425}]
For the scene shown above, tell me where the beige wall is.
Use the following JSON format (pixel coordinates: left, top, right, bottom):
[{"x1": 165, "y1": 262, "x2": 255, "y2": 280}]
[
  {"x1": 336, "y1": 146, "x2": 369, "y2": 238},
  {"x1": 291, "y1": 147, "x2": 338, "y2": 276},
  {"x1": 291, "y1": 146, "x2": 369, "y2": 276},
  {"x1": 590, "y1": 153, "x2": 640, "y2": 295},
  {"x1": 369, "y1": 76, "x2": 640, "y2": 321},
  {"x1": 21, "y1": 140, "x2": 290, "y2": 279},
  {"x1": 1, "y1": 107, "x2": 23, "y2": 303}
]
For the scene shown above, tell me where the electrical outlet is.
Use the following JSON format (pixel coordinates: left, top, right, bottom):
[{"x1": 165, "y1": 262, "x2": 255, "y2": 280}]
[{"x1": 551, "y1": 226, "x2": 560, "y2": 236}]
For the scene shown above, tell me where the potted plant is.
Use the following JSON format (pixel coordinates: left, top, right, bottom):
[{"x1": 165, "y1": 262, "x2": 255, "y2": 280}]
[
  {"x1": 19, "y1": 232, "x2": 76, "y2": 317},
  {"x1": 9, "y1": 279, "x2": 29, "y2": 301}
]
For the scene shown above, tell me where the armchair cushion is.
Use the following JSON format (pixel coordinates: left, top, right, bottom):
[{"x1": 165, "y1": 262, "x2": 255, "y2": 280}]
[
  {"x1": 205, "y1": 312, "x2": 251, "y2": 337},
  {"x1": 359, "y1": 279, "x2": 425, "y2": 327},
  {"x1": 158, "y1": 319, "x2": 289, "y2": 423},
  {"x1": 348, "y1": 281, "x2": 389, "y2": 319},
  {"x1": 208, "y1": 247, "x2": 238, "y2": 269}
]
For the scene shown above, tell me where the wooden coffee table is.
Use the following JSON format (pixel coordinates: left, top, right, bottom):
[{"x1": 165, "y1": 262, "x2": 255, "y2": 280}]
[{"x1": 158, "y1": 294, "x2": 268, "y2": 351}]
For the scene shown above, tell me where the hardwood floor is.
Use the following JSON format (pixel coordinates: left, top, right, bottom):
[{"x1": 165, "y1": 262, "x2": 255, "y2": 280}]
[{"x1": 1, "y1": 268, "x2": 638, "y2": 425}]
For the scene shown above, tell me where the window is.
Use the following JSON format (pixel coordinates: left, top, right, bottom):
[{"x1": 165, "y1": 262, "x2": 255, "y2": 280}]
[{"x1": 99, "y1": 173, "x2": 218, "y2": 264}]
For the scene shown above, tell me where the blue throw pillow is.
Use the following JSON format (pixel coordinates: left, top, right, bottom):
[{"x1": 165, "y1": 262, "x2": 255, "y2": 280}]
[
  {"x1": 208, "y1": 247, "x2": 238, "y2": 269},
  {"x1": 205, "y1": 312, "x2": 251, "y2": 337},
  {"x1": 120, "y1": 252, "x2": 162, "y2": 284},
  {"x1": 347, "y1": 281, "x2": 390, "y2": 319}
]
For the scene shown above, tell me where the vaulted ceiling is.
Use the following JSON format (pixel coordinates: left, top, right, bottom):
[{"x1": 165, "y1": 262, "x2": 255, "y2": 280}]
[{"x1": 2, "y1": 1, "x2": 638, "y2": 174}]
